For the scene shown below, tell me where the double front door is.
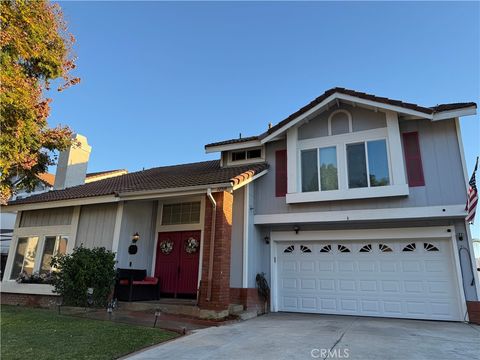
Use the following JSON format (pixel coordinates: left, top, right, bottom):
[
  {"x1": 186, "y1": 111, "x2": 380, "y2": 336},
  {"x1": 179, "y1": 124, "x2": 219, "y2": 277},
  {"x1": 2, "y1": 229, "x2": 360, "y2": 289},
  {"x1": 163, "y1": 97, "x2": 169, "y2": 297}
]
[{"x1": 154, "y1": 231, "x2": 201, "y2": 298}]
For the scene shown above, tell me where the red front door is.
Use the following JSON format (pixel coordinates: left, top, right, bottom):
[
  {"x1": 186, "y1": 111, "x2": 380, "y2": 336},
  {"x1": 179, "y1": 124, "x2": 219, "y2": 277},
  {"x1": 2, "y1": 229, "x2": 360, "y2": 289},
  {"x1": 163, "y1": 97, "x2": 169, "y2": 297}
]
[{"x1": 155, "y1": 231, "x2": 201, "y2": 298}]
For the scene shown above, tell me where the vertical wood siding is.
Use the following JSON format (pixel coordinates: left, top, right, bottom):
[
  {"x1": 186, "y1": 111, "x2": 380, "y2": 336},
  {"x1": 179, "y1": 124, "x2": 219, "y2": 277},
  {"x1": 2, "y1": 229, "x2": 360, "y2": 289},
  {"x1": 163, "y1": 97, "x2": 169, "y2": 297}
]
[
  {"x1": 19, "y1": 207, "x2": 73, "y2": 227},
  {"x1": 75, "y1": 203, "x2": 117, "y2": 249}
]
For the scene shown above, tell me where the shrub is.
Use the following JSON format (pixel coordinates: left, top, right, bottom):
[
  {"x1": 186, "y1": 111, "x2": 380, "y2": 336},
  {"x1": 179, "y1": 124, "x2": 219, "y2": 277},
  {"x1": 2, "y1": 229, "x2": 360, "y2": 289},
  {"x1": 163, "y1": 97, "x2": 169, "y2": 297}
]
[{"x1": 51, "y1": 246, "x2": 116, "y2": 307}]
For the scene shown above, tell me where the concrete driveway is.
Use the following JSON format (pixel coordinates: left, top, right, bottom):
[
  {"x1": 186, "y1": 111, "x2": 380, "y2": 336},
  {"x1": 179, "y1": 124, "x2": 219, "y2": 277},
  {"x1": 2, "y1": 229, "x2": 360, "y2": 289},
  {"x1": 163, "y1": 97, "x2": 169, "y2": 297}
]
[{"x1": 126, "y1": 313, "x2": 480, "y2": 360}]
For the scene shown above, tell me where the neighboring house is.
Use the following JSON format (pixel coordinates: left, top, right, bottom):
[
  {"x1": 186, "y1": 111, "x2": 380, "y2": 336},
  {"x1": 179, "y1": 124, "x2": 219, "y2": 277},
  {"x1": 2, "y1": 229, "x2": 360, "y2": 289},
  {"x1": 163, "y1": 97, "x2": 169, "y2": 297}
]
[
  {"x1": 0, "y1": 134, "x2": 127, "y2": 277},
  {"x1": 2, "y1": 88, "x2": 479, "y2": 323}
]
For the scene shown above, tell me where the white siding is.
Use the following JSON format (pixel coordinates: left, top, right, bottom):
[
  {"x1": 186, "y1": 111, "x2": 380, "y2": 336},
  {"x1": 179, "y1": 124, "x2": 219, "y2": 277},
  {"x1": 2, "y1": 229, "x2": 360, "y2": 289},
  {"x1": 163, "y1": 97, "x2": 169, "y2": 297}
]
[
  {"x1": 75, "y1": 204, "x2": 117, "y2": 250},
  {"x1": 19, "y1": 207, "x2": 73, "y2": 227},
  {"x1": 116, "y1": 201, "x2": 157, "y2": 273}
]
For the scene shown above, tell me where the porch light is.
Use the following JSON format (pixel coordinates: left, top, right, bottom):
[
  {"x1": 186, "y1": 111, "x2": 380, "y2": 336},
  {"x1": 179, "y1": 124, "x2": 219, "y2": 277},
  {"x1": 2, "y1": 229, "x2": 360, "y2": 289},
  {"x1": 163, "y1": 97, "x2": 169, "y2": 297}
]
[
  {"x1": 132, "y1": 232, "x2": 140, "y2": 243},
  {"x1": 293, "y1": 225, "x2": 300, "y2": 234}
]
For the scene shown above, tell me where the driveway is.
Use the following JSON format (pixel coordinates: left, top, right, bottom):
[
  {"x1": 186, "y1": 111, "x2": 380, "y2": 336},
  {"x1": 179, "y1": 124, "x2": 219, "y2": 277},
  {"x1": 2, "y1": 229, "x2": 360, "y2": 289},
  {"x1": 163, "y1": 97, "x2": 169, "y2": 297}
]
[{"x1": 126, "y1": 313, "x2": 480, "y2": 360}]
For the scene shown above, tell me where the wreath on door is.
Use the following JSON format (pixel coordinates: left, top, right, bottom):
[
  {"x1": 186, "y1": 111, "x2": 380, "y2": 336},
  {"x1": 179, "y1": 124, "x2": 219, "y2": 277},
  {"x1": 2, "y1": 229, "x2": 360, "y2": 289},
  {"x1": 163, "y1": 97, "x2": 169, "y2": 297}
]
[
  {"x1": 185, "y1": 237, "x2": 199, "y2": 254},
  {"x1": 159, "y1": 239, "x2": 174, "y2": 255}
]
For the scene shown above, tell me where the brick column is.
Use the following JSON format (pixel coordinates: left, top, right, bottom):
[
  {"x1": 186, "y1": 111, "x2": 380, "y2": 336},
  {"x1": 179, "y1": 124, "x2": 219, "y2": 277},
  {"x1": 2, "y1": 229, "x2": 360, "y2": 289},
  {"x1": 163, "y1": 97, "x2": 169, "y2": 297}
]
[{"x1": 198, "y1": 191, "x2": 233, "y2": 312}]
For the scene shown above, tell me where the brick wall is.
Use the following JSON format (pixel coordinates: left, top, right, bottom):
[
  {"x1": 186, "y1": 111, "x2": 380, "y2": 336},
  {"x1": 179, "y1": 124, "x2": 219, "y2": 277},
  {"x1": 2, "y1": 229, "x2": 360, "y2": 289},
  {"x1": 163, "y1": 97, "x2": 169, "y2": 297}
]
[
  {"x1": 230, "y1": 287, "x2": 268, "y2": 314},
  {"x1": 198, "y1": 191, "x2": 233, "y2": 311},
  {"x1": 1, "y1": 292, "x2": 60, "y2": 308},
  {"x1": 467, "y1": 301, "x2": 480, "y2": 325}
]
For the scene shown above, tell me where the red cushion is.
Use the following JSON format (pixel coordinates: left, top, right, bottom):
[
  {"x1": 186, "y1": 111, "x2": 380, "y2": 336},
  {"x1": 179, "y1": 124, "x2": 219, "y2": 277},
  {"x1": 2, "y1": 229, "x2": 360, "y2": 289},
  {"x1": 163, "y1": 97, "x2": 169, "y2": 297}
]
[{"x1": 119, "y1": 277, "x2": 158, "y2": 286}]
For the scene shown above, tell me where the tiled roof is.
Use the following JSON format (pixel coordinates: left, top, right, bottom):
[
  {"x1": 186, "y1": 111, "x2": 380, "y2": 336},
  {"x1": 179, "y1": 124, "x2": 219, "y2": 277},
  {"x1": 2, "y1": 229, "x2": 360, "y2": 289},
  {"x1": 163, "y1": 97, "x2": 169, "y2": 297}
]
[
  {"x1": 36, "y1": 173, "x2": 56, "y2": 187},
  {"x1": 35, "y1": 169, "x2": 128, "y2": 187},
  {"x1": 205, "y1": 87, "x2": 477, "y2": 148},
  {"x1": 9, "y1": 160, "x2": 268, "y2": 205}
]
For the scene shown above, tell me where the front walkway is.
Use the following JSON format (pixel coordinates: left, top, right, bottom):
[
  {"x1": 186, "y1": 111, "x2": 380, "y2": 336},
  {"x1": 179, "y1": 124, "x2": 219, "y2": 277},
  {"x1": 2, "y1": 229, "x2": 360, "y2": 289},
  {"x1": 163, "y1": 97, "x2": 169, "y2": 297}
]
[{"x1": 125, "y1": 313, "x2": 480, "y2": 360}]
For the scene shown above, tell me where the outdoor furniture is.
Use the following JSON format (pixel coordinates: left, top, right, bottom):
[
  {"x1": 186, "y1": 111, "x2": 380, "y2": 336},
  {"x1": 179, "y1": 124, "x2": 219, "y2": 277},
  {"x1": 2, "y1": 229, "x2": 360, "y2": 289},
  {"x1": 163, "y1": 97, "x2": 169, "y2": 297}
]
[{"x1": 114, "y1": 268, "x2": 160, "y2": 302}]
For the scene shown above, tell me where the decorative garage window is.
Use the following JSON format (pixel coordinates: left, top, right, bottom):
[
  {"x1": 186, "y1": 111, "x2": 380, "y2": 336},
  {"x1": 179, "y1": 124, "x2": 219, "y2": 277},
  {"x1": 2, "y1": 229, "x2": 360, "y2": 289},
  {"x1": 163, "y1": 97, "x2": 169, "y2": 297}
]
[
  {"x1": 284, "y1": 245, "x2": 295, "y2": 253},
  {"x1": 161, "y1": 202, "x2": 201, "y2": 225},
  {"x1": 359, "y1": 244, "x2": 372, "y2": 253},
  {"x1": 379, "y1": 244, "x2": 393, "y2": 252},
  {"x1": 402, "y1": 243, "x2": 416, "y2": 252},
  {"x1": 424, "y1": 243, "x2": 439, "y2": 252},
  {"x1": 320, "y1": 245, "x2": 332, "y2": 253},
  {"x1": 300, "y1": 245, "x2": 312, "y2": 253},
  {"x1": 338, "y1": 244, "x2": 350, "y2": 253}
]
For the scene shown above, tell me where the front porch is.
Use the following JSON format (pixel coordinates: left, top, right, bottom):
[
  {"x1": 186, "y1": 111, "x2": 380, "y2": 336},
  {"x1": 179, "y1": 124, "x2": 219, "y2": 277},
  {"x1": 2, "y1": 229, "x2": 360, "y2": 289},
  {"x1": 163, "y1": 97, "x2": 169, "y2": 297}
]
[{"x1": 113, "y1": 190, "x2": 259, "y2": 319}]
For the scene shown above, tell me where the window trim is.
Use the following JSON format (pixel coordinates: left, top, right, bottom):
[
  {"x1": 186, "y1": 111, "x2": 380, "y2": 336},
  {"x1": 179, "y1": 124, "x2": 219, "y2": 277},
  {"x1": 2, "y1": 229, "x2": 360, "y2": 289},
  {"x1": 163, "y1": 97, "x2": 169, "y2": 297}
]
[
  {"x1": 328, "y1": 109, "x2": 353, "y2": 136},
  {"x1": 227, "y1": 147, "x2": 265, "y2": 166},
  {"x1": 288, "y1": 111, "x2": 408, "y2": 203}
]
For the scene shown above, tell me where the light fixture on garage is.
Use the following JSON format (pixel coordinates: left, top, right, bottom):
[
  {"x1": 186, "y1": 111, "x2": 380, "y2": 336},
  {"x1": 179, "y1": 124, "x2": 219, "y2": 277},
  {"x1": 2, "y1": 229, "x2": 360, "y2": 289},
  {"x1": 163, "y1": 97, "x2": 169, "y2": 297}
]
[
  {"x1": 264, "y1": 235, "x2": 270, "y2": 244},
  {"x1": 293, "y1": 225, "x2": 300, "y2": 234},
  {"x1": 456, "y1": 233, "x2": 464, "y2": 241}
]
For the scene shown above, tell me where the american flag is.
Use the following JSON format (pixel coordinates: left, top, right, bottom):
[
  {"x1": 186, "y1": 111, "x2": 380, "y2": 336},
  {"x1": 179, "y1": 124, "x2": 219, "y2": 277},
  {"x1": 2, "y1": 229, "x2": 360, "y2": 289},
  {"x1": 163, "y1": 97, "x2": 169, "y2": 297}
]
[{"x1": 465, "y1": 157, "x2": 478, "y2": 224}]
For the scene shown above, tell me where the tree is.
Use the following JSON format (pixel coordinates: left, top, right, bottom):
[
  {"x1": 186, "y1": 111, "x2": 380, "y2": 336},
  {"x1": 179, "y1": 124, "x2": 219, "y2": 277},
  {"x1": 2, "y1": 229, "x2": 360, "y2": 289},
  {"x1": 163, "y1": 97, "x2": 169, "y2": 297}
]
[{"x1": 0, "y1": 0, "x2": 80, "y2": 204}]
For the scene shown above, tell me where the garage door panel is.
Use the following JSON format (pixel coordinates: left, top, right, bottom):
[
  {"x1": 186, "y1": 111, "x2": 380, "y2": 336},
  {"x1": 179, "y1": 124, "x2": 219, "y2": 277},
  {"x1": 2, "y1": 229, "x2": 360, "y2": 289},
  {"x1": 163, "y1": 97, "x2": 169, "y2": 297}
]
[{"x1": 276, "y1": 239, "x2": 461, "y2": 321}]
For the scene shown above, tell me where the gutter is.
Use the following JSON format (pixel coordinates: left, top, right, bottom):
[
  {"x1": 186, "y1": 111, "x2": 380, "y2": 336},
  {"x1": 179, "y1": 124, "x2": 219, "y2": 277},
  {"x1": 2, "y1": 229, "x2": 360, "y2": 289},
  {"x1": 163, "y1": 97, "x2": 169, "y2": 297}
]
[{"x1": 206, "y1": 188, "x2": 216, "y2": 302}]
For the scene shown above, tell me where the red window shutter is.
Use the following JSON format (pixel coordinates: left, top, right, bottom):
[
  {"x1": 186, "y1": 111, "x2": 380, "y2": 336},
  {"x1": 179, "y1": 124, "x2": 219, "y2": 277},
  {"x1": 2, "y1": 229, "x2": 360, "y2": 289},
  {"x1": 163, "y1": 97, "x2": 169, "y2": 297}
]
[
  {"x1": 402, "y1": 132, "x2": 425, "y2": 187},
  {"x1": 275, "y1": 149, "x2": 287, "y2": 197}
]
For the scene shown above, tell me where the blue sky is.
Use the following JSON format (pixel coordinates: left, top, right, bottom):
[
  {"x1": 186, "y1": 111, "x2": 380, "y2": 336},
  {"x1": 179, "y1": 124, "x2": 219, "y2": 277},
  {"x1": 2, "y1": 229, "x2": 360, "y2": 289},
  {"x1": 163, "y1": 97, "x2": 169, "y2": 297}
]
[{"x1": 49, "y1": 1, "x2": 479, "y2": 236}]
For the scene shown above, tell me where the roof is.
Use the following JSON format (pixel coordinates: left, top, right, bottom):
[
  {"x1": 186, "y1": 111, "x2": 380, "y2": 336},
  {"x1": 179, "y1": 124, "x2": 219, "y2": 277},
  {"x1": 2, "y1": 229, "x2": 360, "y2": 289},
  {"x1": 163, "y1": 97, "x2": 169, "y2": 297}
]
[
  {"x1": 36, "y1": 173, "x2": 56, "y2": 187},
  {"x1": 34, "y1": 169, "x2": 128, "y2": 187},
  {"x1": 205, "y1": 87, "x2": 477, "y2": 148},
  {"x1": 9, "y1": 160, "x2": 268, "y2": 205}
]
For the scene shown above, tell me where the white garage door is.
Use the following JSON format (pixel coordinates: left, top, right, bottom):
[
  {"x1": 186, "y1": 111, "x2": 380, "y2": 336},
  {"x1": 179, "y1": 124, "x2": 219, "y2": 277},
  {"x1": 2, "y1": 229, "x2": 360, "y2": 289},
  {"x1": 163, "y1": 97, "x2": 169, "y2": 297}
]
[{"x1": 276, "y1": 239, "x2": 462, "y2": 321}]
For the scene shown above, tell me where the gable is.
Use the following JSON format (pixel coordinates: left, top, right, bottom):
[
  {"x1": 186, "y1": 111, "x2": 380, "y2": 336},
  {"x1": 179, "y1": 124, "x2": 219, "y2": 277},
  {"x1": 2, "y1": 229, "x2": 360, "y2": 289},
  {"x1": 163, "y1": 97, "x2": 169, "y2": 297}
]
[{"x1": 298, "y1": 104, "x2": 386, "y2": 140}]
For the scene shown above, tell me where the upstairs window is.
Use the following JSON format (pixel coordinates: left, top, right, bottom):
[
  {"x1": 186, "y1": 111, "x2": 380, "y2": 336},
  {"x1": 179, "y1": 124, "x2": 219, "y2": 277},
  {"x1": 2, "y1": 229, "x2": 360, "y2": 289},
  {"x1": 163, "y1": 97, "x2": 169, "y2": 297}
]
[
  {"x1": 346, "y1": 139, "x2": 390, "y2": 188},
  {"x1": 231, "y1": 148, "x2": 262, "y2": 163}
]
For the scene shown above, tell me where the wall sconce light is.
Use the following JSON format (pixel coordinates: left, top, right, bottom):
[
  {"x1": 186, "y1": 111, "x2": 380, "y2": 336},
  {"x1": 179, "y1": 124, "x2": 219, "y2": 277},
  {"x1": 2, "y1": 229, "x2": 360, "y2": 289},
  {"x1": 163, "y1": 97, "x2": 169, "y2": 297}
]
[
  {"x1": 293, "y1": 225, "x2": 300, "y2": 234},
  {"x1": 132, "y1": 232, "x2": 140, "y2": 243},
  {"x1": 264, "y1": 236, "x2": 270, "y2": 244},
  {"x1": 456, "y1": 233, "x2": 464, "y2": 241}
]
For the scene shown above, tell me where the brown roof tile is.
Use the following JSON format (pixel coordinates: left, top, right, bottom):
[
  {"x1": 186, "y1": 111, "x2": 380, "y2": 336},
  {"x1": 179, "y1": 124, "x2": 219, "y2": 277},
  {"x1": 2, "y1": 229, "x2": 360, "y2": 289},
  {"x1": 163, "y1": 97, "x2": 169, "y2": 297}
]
[
  {"x1": 9, "y1": 160, "x2": 268, "y2": 205},
  {"x1": 205, "y1": 87, "x2": 477, "y2": 148}
]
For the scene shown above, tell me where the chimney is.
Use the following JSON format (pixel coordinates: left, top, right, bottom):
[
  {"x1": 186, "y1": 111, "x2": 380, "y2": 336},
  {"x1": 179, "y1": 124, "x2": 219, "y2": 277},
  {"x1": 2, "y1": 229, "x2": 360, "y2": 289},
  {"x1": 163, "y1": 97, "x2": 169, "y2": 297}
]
[{"x1": 54, "y1": 134, "x2": 91, "y2": 190}]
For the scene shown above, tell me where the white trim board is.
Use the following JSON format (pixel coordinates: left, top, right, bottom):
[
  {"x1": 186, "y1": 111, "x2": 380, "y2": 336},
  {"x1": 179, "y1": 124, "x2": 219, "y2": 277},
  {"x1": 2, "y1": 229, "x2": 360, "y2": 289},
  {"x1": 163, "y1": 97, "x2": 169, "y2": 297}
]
[
  {"x1": 254, "y1": 204, "x2": 466, "y2": 225},
  {"x1": 270, "y1": 226, "x2": 454, "y2": 242}
]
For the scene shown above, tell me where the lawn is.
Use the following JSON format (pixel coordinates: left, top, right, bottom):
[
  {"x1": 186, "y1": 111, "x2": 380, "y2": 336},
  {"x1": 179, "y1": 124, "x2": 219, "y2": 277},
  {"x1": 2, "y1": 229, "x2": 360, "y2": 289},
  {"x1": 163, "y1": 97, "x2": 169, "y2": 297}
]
[{"x1": 1, "y1": 305, "x2": 178, "y2": 360}]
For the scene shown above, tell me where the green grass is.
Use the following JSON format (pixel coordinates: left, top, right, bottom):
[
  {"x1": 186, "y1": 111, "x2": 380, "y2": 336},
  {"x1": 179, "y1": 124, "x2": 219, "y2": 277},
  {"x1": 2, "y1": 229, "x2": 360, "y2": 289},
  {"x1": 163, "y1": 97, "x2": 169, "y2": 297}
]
[{"x1": 1, "y1": 305, "x2": 178, "y2": 360}]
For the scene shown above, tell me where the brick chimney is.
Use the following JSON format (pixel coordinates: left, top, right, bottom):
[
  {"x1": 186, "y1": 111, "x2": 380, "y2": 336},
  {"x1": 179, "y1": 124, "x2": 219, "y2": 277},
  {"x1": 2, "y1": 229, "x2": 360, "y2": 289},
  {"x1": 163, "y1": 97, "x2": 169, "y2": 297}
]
[{"x1": 54, "y1": 134, "x2": 91, "y2": 190}]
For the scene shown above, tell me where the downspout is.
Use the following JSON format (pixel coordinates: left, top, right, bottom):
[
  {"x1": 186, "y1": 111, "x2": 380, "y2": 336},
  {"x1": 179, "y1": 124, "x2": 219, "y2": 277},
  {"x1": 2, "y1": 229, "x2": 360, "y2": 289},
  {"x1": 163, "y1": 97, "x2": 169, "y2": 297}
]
[{"x1": 206, "y1": 188, "x2": 217, "y2": 301}]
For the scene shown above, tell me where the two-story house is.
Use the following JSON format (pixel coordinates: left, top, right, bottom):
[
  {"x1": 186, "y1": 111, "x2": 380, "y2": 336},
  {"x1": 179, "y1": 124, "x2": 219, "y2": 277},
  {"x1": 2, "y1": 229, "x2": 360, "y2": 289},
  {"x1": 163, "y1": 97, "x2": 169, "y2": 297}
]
[{"x1": 2, "y1": 88, "x2": 478, "y2": 323}]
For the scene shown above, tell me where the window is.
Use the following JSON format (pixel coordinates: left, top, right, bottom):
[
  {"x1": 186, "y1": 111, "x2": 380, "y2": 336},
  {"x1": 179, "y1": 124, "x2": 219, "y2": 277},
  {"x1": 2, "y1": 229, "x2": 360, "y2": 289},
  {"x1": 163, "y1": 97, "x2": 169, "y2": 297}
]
[
  {"x1": 161, "y1": 202, "x2": 201, "y2": 225},
  {"x1": 320, "y1": 245, "x2": 332, "y2": 253},
  {"x1": 10, "y1": 236, "x2": 38, "y2": 279},
  {"x1": 284, "y1": 245, "x2": 295, "y2": 253},
  {"x1": 359, "y1": 244, "x2": 372, "y2": 253},
  {"x1": 424, "y1": 243, "x2": 439, "y2": 252},
  {"x1": 402, "y1": 243, "x2": 416, "y2": 252},
  {"x1": 10, "y1": 235, "x2": 68, "y2": 280},
  {"x1": 301, "y1": 149, "x2": 319, "y2": 192},
  {"x1": 338, "y1": 244, "x2": 351, "y2": 253},
  {"x1": 319, "y1": 147, "x2": 338, "y2": 191},
  {"x1": 231, "y1": 148, "x2": 262, "y2": 162},
  {"x1": 39, "y1": 236, "x2": 68, "y2": 274},
  {"x1": 347, "y1": 140, "x2": 390, "y2": 189},
  {"x1": 379, "y1": 243, "x2": 393, "y2": 252},
  {"x1": 300, "y1": 245, "x2": 312, "y2": 253}
]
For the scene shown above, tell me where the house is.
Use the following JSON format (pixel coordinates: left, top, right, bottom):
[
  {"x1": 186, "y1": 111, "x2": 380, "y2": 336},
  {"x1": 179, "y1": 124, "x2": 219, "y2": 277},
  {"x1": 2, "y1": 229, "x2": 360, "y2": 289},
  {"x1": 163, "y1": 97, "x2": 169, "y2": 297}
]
[
  {"x1": 0, "y1": 134, "x2": 127, "y2": 278},
  {"x1": 2, "y1": 88, "x2": 479, "y2": 323}
]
